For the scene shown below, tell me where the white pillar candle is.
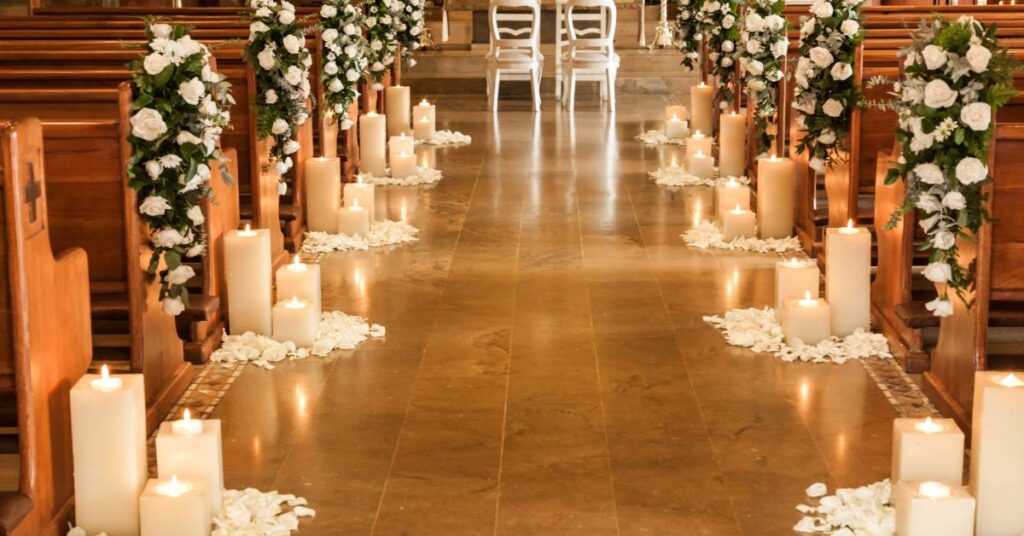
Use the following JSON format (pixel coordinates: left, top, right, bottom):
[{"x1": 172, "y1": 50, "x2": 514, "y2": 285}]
[
  {"x1": 155, "y1": 410, "x2": 224, "y2": 516},
  {"x1": 224, "y1": 224, "x2": 273, "y2": 335},
  {"x1": 139, "y1": 476, "x2": 211, "y2": 536},
  {"x1": 304, "y1": 157, "x2": 341, "y2": 233},
  {"x1": 825, "y1": 221, "x2": 871, "y2": 337},
  {"x1": 774, "y1": 258, "x2": 820, "y2": 323},
  {"x1": 686, "y1": 131, "x2": 713, "y2": 165},
  {"x1": 359, "y1": 112, "x2": 387, "y2": 177},
  {"x1": 337, "y1": 200, "x2": 371, "y2": 236},
  {"x1": 391, "y1": 151, "x2": 417, "y2": 179},
  {"x1": 690, "y1": 82, "x2": 713, "y2": 134},
  {"x1": 276, "y1": 254, "x2": 321, "y2": 319},
  {"x1": 389, "y1": 133, "x2": 415, "y2": 157},
  {"x1": 665, "y1": 104, "x2": 687, "y2": 122},
  {"x1": 385, "y1": 84, "x2": 411, "y2": 136},
  {"x1": 971, "y1": 371, "x2": 1024, "y2": 535},
  {"x1": 714, "y1": 177, "x2": 750, "y2": 223},
  {"x1": 718, "y1": 111, "x2": 746, "y2": 178},
  {"x1": 71, "y1": 366, "x2": 147, "y2": 536},
  {"x1": 756, "y1": 154, "x2": 796, "y2": 239},
  {"x1": 343, "y1": 177, "x2": 376, "y2": 221},
  {"x1": 891, "y1": 417, "x2": 964, "y2": 484},
  {"x1": 665, "y1": 115, "x2": 690, "y2": 140},
  {"x1": 894, "y1": 481, "x2": 975, "y2": 536},
  {"x1": 721, "y1": 205, "x2": 756, "y2": 241},
  {"x1": 272, "y1": 296, "x2": 319, "y2": 347},
  {"x1": 413, "y1": 99, "x2": 436, "y2": 140},
  {"x1": 689, "y1": 150, "x2": 715, "y2": 179},
  {"x1": 782, "y1": 292, "x2": 831, "y2": 346}
]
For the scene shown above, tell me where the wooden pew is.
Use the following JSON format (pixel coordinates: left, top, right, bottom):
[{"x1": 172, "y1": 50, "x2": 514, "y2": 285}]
[{"x1": 0, "y1": 117, "x2": 92, "y2": 536}]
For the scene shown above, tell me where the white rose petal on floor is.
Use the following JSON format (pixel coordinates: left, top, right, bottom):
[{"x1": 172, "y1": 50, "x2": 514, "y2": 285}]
[
  {"x1": 794, "y1": 480, "x2": 895, "y2": 535},
  {"x1": 212, "y1": 488, "x2": 316, "y2": 535},
  {"x1": 635, "y1": 129, "x2": 686, "y2": 145},
  {"x1": 211, "y1": 311, "x2": 386, "y2": 369},
  {"x1": 683, "y1": 220, "x2": 802, "y2": 253},
  {"x1": 301, "y1": 220, "x2": 419, "y2": 253},
  {"x1": 649, "y1": 167, "x2": 750, "y2": 188},
  {"x1": 703, "y1": 307, "x2": 892, "y2": 364},
  {"x1": 416, "y1": 129, "x2": 472, "y2": 146},
  {"x1": 361, "y1": 167, "x2": 443, "y2": 186}
]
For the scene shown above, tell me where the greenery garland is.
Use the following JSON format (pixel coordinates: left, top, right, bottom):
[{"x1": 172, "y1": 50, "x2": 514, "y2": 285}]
[
  {"x1": 737, "y1": 0, "x2": 788, "y2": 155},
  {"x1": 395, "y1": 0, "x2": 426, "y2": 66},
  {"x1": 792, "y1": 0, "x2": 864, "y2": 173},
  {"x1": 364, "y1": 0, "x2": 400, "y2": 86},
  {"x1": 320, "y1": 0, "x2": 369, "y2": 129},
  {"x1": 245, "y1": 0, "x2": 312, "y2": 182},
  {"x1": 696, "y1": 0, "x2": 741, "y2": 107},
  {"x1": 675, "y1": 0, "x2": 704, "y2": 70},
  {"x1": 126, "y1": 20, "x2": 233, "y2": 316},
  {"x1": 884, "y1": 16, "x2": 1019, "y2": 316}
]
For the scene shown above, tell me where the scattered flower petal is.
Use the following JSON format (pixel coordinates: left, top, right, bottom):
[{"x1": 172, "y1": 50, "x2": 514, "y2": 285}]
[
  {"x1": 683, "y1": 220, "x2": 802, "y2": 254},
  {"x1": 301, "y1": 220, "x2": 419, "y2": 253}
]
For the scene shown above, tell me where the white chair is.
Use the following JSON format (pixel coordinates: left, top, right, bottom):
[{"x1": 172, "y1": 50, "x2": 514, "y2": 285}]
[
  {"x1": 486, "y1": 0, "x2": 543, "y2": 112},
  {"x1": 562, "y1": 0, "x2": 619, "y2": 112},
  {"x1": 554, "y1": 0, "x2": 607, "y2": 101}
]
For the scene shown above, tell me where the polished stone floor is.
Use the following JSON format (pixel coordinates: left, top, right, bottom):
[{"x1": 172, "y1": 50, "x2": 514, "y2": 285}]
[{"x1": 211, "y1": 96, "x2": 903, "y2": 535}]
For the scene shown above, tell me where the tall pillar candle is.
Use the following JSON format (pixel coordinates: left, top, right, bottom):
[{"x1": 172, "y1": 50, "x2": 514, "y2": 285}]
[
  {"x1": 686, "y1": 131, "x2": 713, "y2": 166},
  {"x1": 782, "y1": 292, "x2": 831, "y2": 346},
  {"x1": 359, "y1": 112, "x2": 387, "y2": 177},
  {"x1": 272, "y1": 296, "x2": 319, "y2": 347},
  {"x1": 971, "y1": 371, "x2": 1024, "y2": 535},
  {"x1": 344, "y1": 177, "x2": 376, "y2": 221},
  {"x1": 71, "y1": 367, "x2": 147, "y2": 535},
  {"x1": 718, "y1": 111, "x2": 746, "y2": 178},
  {"x1": 714, "y1": 177, "x2": 750, "y2": 223},
  {"x1": 824, "y1": 222, "x2": 871, "y2": 336},
  {"x1": 413, "y1": 99, "x2": 436, "y2": 140},
  {"x1": 224, "y1": 225, "x2": 272, "y2": 335},
  {"x1": 139, "y1": 476, "x2": 211, "y2": 536},
  {"x1": 892, "y1": 417, "x2": 964, "y2": 483},
  {"x1": 894, "y1": 481, "x2": 975, "y2": 536},
  {"x1": 304, "y1": 157, "x2": 341, "y2": 232},
  {"x1": 276, "y1": 254, "x2": 321, "y2": 319},
  {"x1": 155, "y1": 410, "x2": 224, "y2": 515},
  {"x1": 690, "y1": 82, "x2": 713, "y2": 134},
  {"x1": 756, "y1": 155, "x2": 795, "y2": 239},
  {"x1": 385, "y1": 84, "x2": 411, "y2": 136},
  {"x1": 774, "y1": 258, "x2": 819, "y2": 323}
]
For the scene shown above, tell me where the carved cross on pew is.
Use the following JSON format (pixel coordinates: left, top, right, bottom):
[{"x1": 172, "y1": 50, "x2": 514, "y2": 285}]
[{"x1": 23, "y1": 163, "x2": 41, "y2": 223}]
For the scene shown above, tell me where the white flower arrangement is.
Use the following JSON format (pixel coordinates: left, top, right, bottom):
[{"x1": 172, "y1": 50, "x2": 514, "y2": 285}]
[
  {"x1": 245, "y1": 0, "x2": 312, "y2": 181},
  {"x1": 126, "y1": 20, "x2": 234, "y2": 316},
  {"x1": 792, "y1": 0, "x2": 865, "y2": 172},
  {"x1": 364, "y1": 0, "x2": 401, "y2": 87},
  {"x1": 674, "y1": 0, "x2": 704, "y2": 70},
  {"x1": 320, "y1": 0, "x2": 369, "y2": 130},
  {"x1": 696, "y1": 0, "x2": 742, "y2": 106},
  {"x1": 737, "y1": 0, "x2": 788, "y2": 154},
  {"x1": 394, "y1": 0, "x2": 426, "y2": 67},
  {"x1": 883, "y1": 16, "x2": 1019, "y2": 316}
]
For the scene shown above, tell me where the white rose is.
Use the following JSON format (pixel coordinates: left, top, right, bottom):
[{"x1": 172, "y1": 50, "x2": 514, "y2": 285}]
[
  {"x1": 344, "y1": 23, "x2": 357, "y2": 35},
  {"x1": 801, "y1": 17, "x2": 816, "y2": 37},
  {"x1": 130, "y1": 108, "x2": 167, "y2": 141},
  {"x1": 770, "y1": 40, "x2": 788, "y2": 59},
  {"x1": 913, "y1": 163, "x2": 945, "y2": 185},
  {"x1": 933, "y1": 230, "x2": 956, "y2": 250},
  {"x1": 283, "y1": 34, "x2": 303, "y2": 55},
  {"x1": 163, "y1": 297, "x2": 185, "y2": 316},
  {"x1": 925, "y1": 296, "x2": 954, "y2": 317},
  {"x1": 810, "y1": 1, "x2": 833, "y2": 18},
  {"x1": 809, "y1": 157, "x2": 826, "y2": 173},
  {"x1": 257, "y1": 47, "x2": 276, "y2": 70},
  {"x1": 328, "y1": 78, "x2": 343, "y2": 92},
  {"x1": 745, "y1": 13, "x2": 765, "y2": 31},
  {"x1": 830, "y1": 62, "x2": 852, "y2": 81},
  {"x1": 809, "y1": 47, "x2": 834, "y2": 68},
  {"x1": 166, "y1": 265, "x2": 196, "y2": 285},
  {"x1": 765, "y1": 14, "x2": 785, "y2": 31},
  {"x1": 177, "y1": 77, "x2": 205, "y2": 105},
  {"x1": 346, "y1": 69, "x2": 360, "y2": 82},
  {"x1": 153, "y1": 227, "x2": 188, "y2": 248},
  {"x1": 723, "y1": 15, "x2": 735, "y2": 29},
  {"x1": 145, "y1": 160, "x2": 163, "y2": 179},
  {"x1": 960, "y1": 102, "x2": 992, "y2": 131},
  {"x1": 151, "y1": 23, "x2": 173, "y2": 39},
  {"x1": 322, "y1": 28, "x2": 339, "y2": 43},
  {"x1": 320, "y1": 4, "x2": 337, "y2": 17},
  {"x1": 916, "y1": 194, "x2": 942, "y2": 213},
  {"x1": 139, "y1": 195, "x2": 172, "y2": 216},
  {"x1": 721, "y1": 57, "x2": 733, "y2": 68},
  {"x1": 283, "y1": 140, "x2": 300, "y2": 155},
  {"x1": 923, "y1": 79, "x2": 957, "y2": 108},
  {"x1": 921, "y1": 44, "x2": 948, "y2": 70},
  {"x1": 965, "y1": 44, "x2": 992, "y2": 73},
  {"x1": 745, "y1": 60, "x2": 764, "y2": 76},
  {"x1": 272, "y1": 119, "x2": 290, "y2": 135},
  {"x1": 324, "y1": 62, "x2": 339, "y2": 75},
  {"x1": 922, "y1": 262, "x2": 952, "y2": 284},
  {"x1": 143, "y1": 52, "x2": 171, "y2": 75},
  {"x1": 186, "y1": 243, "x2": 205, "y2": 257},
  {"x1": 371, "y1": 40, "x2": 383, "y2": 51},
  {"x1": 817, "y1": 129, "x2": 836, "y2": 145},
  {"x1": 744, "y1": 39, "x2": 760, "y2": 54},
  {"x1": 840, "y1": 19, "x2": 859, "y2": 36},
  {"x1": 723, "y1": 40, "x2": 735, "y2": 53},
  {"x1": 186, "y1": 205, "x2": 205, "y2": 226},
  {"x1": 955, "y1": 157, "x2": 988, "y2": 185},
  {"x1": 195, "y1": 163, "x2": 211, "y2": 181},
  {"x1": 250, "y1": 21, "x2": 270, "y2": 36},
  {"x1": 275, "y1": 159, "x2": 292, "y2": 175},
  {"x1": 942, "y1": 191, "x2": 967, "y2": 210},
  {"x1": 822, "y1": 99, "x2": 844, "y2": 118},
  {"x1": 279, "y1": 9, "x2": 295, "y2": 24},
  {"x1": 285, "y1": 65, "x2": 304, "y2": 86},
  {"x1": 256, "y1": 6, "x2": 271, "y2": 17},
  {"x1": 265, "y1": 89, "x2": 278, "y2": 104}
]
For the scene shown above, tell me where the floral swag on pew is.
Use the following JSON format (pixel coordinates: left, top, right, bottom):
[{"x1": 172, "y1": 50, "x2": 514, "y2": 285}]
[
  {"x1": 696, "y1": 0, "x2": 741, "y2": 107},
  {"x1": 127, "y1": 20, "x2": 234, "y2": 316},
  {"x1": 884, "y1": 16, "x2": 1019, "y2": 317},
  {"x1": 364, "y1": 0, "x2": 400, "y2": 88},
  {"x1": 245, "y1": 0, "x2": 312, "y2": 183},
  {"x1": 792, "y1": 0, "x2": 864, "y2": 173},
  {"x1": 737, "y1": 0, "x2": 788, "y2": 155},
  {"x1": 394, "y1": 0, "x2": 426, "y2": 66},
  {"x1": 320, "y1": 0, "x2": 369, "y2": 130},
  {"x1": 674, "y1": 0, "x2": 704, "y2": 70}
]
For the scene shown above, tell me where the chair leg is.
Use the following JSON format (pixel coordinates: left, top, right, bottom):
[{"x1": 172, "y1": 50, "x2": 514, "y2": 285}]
[
  {"x1": 491, "y1": 71, "x2": 501, "y2": 112},
  {"x1": 600, "y1": 78, "x2": 607, "y2": 101},
  {"x1": 486, "y1": 67, "x2": 493, "y2": 102},
  {"x1": 531, "y1": 67, "x2": 542, "y2": 112},
  {"x1": 607, "y1": 68, "x2": 616, "y2": 112},
  {"x1": 568, "y1": 69, "x2": 576, "y2": 112}
]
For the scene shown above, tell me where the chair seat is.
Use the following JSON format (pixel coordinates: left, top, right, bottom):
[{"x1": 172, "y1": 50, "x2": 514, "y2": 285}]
[
  {"x1": 487, "y1": 49, "x2": 544, "y2": 64},
  {"x1": 563, "y1": 51, "x2": 619, "y2": 66}
]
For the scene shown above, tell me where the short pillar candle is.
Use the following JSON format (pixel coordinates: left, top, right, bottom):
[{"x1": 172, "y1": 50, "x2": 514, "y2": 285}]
[
  {"x1": 718, "y1": 111, "x2": 746, "y2": 178},
  {"x1": 139, "y1": 476, "x2": 211, "y2": 536},
  {"x1": 224, "y1": 225, "x2": 273, "y2": 335},
  {"x1": 774, "y1": 258, "x2": 819, "y2": 324},
  {"x1": 413, "y1": 99, "x2": 436, "y2": 140},
  {"x1": 714, "y1": 177, "x2": 750, "y2": 223},
  {"x1": 756, "y1": 154, "x2": 795, "y2": 239},
  {"x1": 665, "y1": 115, "x2": 689, "y2": 140},
  {"x1": 71, "y1": 367, "x2": 148, "y2": 535},
  {"x1": 690, "y1": 82, "x2": 713, "y2": 134},
  {"x1": 337, "y1": 200, "x2": 371, "y2": 236},
  {"x1": 272, "y1": 296, "x2": 319, "y2": 347},
  {"x1": 276, "y1": 254, "x2": 321, "y2": 319},
  {"x1": 686, "y1": 131, "x2": 713, "y2": 166},
  {"x1": 893, "y1": 481, "x2": 975, "y2": 536},
  {"x1": 825, "y1": 222, "x2": 871, "y2": 336},
  {"x1": 385, "y1": 84, "x2": 411, "y2": 136},
  {"x1": 359, "y1": 112, "x2": 387, "y2": 177},
  {"x1": 721, "y1": 205, "x2": 756, "y2": 241},
  {"x1": 782, "y1": 292, "x2": 831, "y2": 346},
  {"x1": 970, "y1": 371, "x2": 1024, "y2": 535},
  {"x1": 664, "y1": 104, "x2": 687, "y2": 122},
  {"x1": 304, "y1": 157, "x2": 341, "y2": 233},
  {"x1": 891, "y1": 417, "x2": 964, "y2": 484},
  {"x1": 391, "y1": 151, "x2": 417, "y2": 179},
  {"x1": 689, "y1": 150, "x2": 715, "y2": 179},
  {"x1": 343, "y1": 176, "x2": 376, "y2": 221},
  {"x1": 155, "y1": 410, "x2": 224, "y2": 516}
]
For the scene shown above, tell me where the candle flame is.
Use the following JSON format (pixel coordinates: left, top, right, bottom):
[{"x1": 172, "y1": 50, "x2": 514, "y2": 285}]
[
  {"x1": 100, "y1": 364, "x2": 110, "y2": 380},
  {"x1": 726, "y1": 177, "x2": 737, "y2": 186},
  {"x1": 357, "y1": 174, "x2": 363, "y2": 185},
  {"x1": 732, "y1": 204, "x2": 743, "y2": 213},
  {"x1": 694, "y1": 130, "x2": 703, "y2": 137},
  {"x1": 292, "y1": 254, "x2": 301, "y2": 266},
  {"x1": 847, "y1": 219, "x2": 855, "y2": 229},
  {"x1": 918, "y1": 481, "x2": 951, "y2": 500},
  {"x1": 352, "y1": 198, "x2": 360, "y2": 209},
  {"x1": 804, "y1": 290, "x2": 812, "y2": 300},
  {"x1": 420, "y1": 99, "x2": 429, "y2": 106},
  {"x1": 788, "y1": 257, "x2": 800, "y2": 266},
  {"x1": 183, "y1": 408, "x2": 192, "y2": 422},
  {"x1": 915, "y1": 416, "x2": 944, "y2": 434},
  {"x1": 399, "y1": 151, "x2": 410, "y2": 158},
  {"x1": 244, "y1": 223, "x2": 251, "y2": 233},
  {"x1": 999, "y1": 373, "x2": 1024, "y2": 388},
  {"x1": 695, "y1": 150, "x2": 705, "y2": 158},
  {"x1": 670, "y1": 114, "x2": 680, "y2": 121},
  {"x1": 770, "y1": 154, "x2": 778, "y2": 161}
]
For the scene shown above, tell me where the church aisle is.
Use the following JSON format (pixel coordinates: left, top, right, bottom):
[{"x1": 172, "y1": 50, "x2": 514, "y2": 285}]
[{"x1": 209, "y1": 98, "x2": 905, "y2": 535}]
